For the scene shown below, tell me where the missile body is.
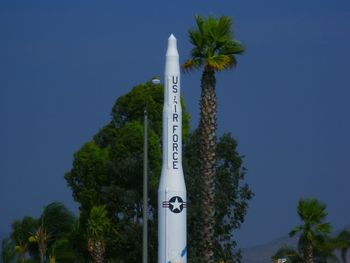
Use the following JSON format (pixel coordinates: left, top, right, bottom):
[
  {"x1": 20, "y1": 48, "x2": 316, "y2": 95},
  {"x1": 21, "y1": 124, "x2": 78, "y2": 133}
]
[{"x1": 158, "y1": 34, "x2": 187, "y2": 263}]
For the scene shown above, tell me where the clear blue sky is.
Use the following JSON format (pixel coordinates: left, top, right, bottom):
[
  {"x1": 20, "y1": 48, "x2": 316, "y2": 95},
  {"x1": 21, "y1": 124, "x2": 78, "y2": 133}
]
[{"x1": 1, "y1": 0, "x2": 349, "y2": 248}]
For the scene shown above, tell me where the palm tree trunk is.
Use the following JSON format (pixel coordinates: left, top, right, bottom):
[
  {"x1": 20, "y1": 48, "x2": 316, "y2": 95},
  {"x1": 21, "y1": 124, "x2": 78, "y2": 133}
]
[
  {"x1": 94, "y1": 240, "x2": 105, "y2": 263},
  {"x1": 39, "y1": 240, "x2": 47, "y2": 263},
  {"x1": 199, "y1": 67, "x2": 217, "y2": 263},
  {"x1": 305, "y1": 242, "x2": 313, "y2": 263},
  {"x1": 88, "y1": 239, "x2": 105, "y2": 263}
]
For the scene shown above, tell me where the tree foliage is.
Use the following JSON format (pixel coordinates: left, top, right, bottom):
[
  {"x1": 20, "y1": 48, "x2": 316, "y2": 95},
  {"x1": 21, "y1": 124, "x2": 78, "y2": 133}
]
[
  {"x1": 10, "y1": 216, "x2": 37, "y2": 262},
  {"x1": 289, "y1": 198, "x2": 332, "y2": 263},
  {"x1": 3, "y1": 203, "x2": 78, "y2": 263},
  {"x1": 183, "y1": 15, "x2": 244, "y2": 72},
  {"x1": 184, "y1": 131, "x2": 253, "y2": 262},
  {"x1": 273, "y1": 199, "x2": 349, "y2": 263},
  {"x1": 335, "y1": 230, "x2": 350, "y2": 263},
  {"x1": 65, "y1": 81, "x2": 189, "y2": 261},
  {"x1": 1, "y1": 238, "x2": 16, "y2": 263},
  {"x1": 64, "y1": 80, "x2": 252, "y2": 262},
  {"x1": 86, "y1": 206, "x2": 110, "y2": 263}
]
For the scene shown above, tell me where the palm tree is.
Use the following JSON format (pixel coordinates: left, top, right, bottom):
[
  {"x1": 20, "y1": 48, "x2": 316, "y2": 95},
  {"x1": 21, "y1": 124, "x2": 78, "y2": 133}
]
[
  {"x1": 289, "y1": 198, "x2": 332, "y2": 263},
  {"x1": 29, "y1": 221, "x2": 50, "y2": 263},
  {"x1": 27, "y1": 202, "x2": 77, "y2": 263},
  {"x1": 39, "y1": 202, "x2": 77, "y2": 262},
  {"x1": 87, "y1": 206, "x2": 110, "y2": 263},
  {"x1": 272, "y1": 243, "x2": 340, "y2": 263},
  {"x1": 334, "y1": 230, "x2": 350, "y2": 263},
  {"x1": 2, "y1": 238, "x2": 16, "y2": 263},
  {"x1": 182, "y1": 15, "x2": 244, "y2": 262},
  {"x1": 10, "y1": 216, "x2": 37, "y2": 263},
  {"x1": 40, "y1": 202, "x2": 76, "y2": 240}
]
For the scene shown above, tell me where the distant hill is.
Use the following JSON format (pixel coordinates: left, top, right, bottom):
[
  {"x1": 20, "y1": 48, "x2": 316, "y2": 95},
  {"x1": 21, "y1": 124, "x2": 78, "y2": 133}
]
[
  {"x1": 241, "y1": 225, "x2": 350, "y2": 263},
  {"x1": 241, "y1": 235, "x2": 299, "y2": 263}
]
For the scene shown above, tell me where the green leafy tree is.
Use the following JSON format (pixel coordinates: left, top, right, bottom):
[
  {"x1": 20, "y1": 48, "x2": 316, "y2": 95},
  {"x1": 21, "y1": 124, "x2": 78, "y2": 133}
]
[
  {"x1": 183, "y1": 15, "x2": 245, "y2": 262},
  {"x1": 289, "y1": 198, "x2": 332, "y2": 263},
  {"x1": 65, "y1": 81, "x2": 189, "y2": 261},
  {"x1": 184, "y1": 131, "x2": 253, "y2": 262}
]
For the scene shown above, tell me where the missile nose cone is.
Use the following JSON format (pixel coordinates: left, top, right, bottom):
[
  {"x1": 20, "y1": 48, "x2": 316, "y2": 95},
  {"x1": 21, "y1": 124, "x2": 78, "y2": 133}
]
[{"x1": 166, "y1": 34, "x2": 178, "y2": 56}]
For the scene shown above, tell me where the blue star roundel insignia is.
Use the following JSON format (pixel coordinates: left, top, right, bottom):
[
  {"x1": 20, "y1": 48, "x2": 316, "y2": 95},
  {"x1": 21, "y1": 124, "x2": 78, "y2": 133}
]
[{"x1": 162, "y1": 196, "x2": 187, "y2": 213}]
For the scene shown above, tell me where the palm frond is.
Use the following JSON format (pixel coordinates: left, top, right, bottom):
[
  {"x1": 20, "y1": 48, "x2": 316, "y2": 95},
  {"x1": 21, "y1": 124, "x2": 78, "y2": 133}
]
[
  {"x1": 194, "y1": 15, "x2": 205, "y2": 35},
  {"x1": 215, "y1": 16, "x2": 232, "y2": 42},
  {"x1": 191, "y1": 47, "x2": 204, "y2": 59},
  {"x1": 189, "y1": 29, "x2": 204, "y2": 50},
  {"x1": 297, "y1": 198, "x2": 328, "y2": 223},
  {"x1": 182, "y1": 59, "x2": 202, "y2": 72},
  {"x1": 206, "y1": 54, "x2": 236, "y2": 71},
  {"x1": 184, "y1": 15, "x2": 245, "y2": 73},
  {"x1": 87, "y1": 206, "x2": 110, "y2": 239},
  {"x1": 205, "y1": 16, "x2": 218, "y2": 42},
  {"x1": 220, "y1": 40, "x2": 245, "y2": 55},
  {"x1": 289, "y1": 225, "x2": 303, "y2": 237},
  {"x1": 316, "y1": 222, "x2": 332, "y2": 234}
]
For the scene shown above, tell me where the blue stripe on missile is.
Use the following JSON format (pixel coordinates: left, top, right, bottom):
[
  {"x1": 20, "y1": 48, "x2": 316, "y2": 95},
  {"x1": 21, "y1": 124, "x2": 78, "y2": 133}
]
[
  {"x1": 166, "y1": 247, "x2": 186, "y2": 263},
  {"x1": 181, "y1": 246, "x2": 187, "y2": 257}
]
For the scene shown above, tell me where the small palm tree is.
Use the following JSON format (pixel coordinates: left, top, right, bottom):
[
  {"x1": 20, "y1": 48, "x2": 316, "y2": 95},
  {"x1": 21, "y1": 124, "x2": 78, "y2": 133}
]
[
  {"x1": 2, "y1": 238, "x2": 16, "y2": 263},
  {"x1": 29, "y1": 221, "x2": 50, "y2": 263},
  {"x1": 334, "y1": 230, "x2": 350, "y2": 263},
  {"x1": 289, "y1": 198, "x2": 332, "y2": 263},
  {"x1": 10, "y1": 216, "x2": 37, "y2": 263},
  {"x1": 183, "y1": 15, "x2": 244, "y2": 262},
  {"x1": 87, "y1": 205, "x2": 110, "y2": 263}
]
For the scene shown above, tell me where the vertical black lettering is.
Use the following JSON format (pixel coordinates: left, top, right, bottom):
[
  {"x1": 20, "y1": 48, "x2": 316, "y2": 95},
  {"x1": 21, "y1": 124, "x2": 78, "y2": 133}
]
[
  {"x1": 172, "y1": 76, "x2": 178, "y2": 84},
  {"x1": 173, "y1": 152, "x2": 178, "y2": 160},
  {"x1": 173, "y1": 142, "x2": 178, "y2": 152},
  {"x1": 173, "y1": 125, "x2": 178, "y2": 133},
  {"x1": 172, "y1": 84, "x2": 178, "y2": 93},
  {"x1": 173, "y1": 161, "x2": 178, "y2": 169},
  {"x1": 173, "y1": 134, "x2": 178, "y2": 142},
  {"x1": 173, "y1": 113, "x2": 178, "y2": 122}
]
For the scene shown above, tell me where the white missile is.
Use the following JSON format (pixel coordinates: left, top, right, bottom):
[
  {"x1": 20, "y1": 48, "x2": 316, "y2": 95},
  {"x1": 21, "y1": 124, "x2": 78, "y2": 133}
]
[{"x1": 158, "y1": 34, "x2": 187, "y2": 263}]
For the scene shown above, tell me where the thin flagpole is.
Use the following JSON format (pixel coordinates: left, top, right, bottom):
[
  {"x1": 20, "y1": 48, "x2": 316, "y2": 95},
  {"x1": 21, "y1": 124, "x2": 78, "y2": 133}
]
[{"x1": 142, "y1": 109, "x2": 148, "y2": 263}]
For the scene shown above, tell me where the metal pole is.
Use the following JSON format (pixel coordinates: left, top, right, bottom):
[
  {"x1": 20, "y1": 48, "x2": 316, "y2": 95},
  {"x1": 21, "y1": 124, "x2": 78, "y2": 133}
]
[{"x1": 142, "y1": 109, "x2": 148, "y2": 263}]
